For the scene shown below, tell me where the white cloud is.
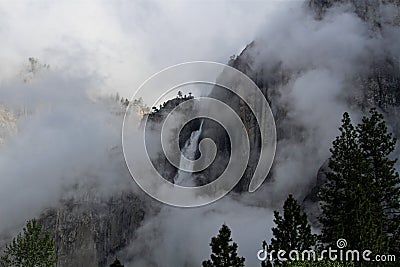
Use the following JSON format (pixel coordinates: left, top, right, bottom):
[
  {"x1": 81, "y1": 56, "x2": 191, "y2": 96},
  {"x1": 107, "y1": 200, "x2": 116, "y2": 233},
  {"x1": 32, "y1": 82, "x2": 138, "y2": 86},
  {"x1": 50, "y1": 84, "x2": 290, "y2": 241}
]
[{"x1": 0, "y1": 0, "x2": 277, "y2": 98}]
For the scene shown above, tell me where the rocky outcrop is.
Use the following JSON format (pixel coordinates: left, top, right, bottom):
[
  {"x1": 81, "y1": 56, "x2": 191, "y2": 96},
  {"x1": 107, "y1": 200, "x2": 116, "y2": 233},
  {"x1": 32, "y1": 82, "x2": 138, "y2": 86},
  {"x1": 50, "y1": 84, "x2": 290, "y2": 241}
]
[
  {"x1": 0, "y1": 106, "x2": 17, "y2": 145},
  {"x1": 198, "y1": 42, "x2": 303, "y2": 192},
  {"x1": 201, "y1": 0, "x2": 400, "y2": 196},
  {"x1": 309, "y1": 0, "x2": 400, "y2": 28},
  {"x1": 143, "y1": 96, "x2": 202, "y2": 183},
  {"x1": 38, "y1": 192, "x2": 154, "y2": 267}
]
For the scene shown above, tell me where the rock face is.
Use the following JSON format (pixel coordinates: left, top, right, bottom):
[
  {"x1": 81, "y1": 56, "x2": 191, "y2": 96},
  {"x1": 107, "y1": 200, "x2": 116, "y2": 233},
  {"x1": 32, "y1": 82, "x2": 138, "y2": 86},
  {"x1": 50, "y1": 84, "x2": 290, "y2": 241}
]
[
  {"x1": 39, "y1": 192, "x2": 152, "y2": 267},
  {"x1": 309, "y1": 0, "x2": 400, "y2": 127},
  {"x1": 309, "y1": 0, "x2": 400, "y2": 27},
  {"x1": 0, "y1": 106, "x2": 17, "y2": 145},
  {"x1": 143, "y1": 96, "x2": 202, "y2": 183},
  {"x1": 198, "y1": 42, "x2": 302, "y2": 192},
  {"x1": 201, "y1": 0, "x2": 400, "y2": 194}
]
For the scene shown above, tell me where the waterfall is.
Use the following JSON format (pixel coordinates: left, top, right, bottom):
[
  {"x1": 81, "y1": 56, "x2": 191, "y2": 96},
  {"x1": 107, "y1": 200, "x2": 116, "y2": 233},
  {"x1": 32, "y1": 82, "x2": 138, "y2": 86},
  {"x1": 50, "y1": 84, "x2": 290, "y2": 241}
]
[{"x1": 174, "y1": 120, "x2": 204, "y2": 186}]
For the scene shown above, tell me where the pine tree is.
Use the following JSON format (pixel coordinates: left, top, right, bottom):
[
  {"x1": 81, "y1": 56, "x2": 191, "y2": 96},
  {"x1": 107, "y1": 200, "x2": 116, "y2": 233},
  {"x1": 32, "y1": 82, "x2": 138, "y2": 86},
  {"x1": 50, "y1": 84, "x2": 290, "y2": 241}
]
[
  {"x1": 0, "y1": 219, "x2": 56, "y2": 267},
  {"x1": 319, "y1": 109, "x2": 400, "y2": 258},
  {"x1": 319, "y1": 112, "x2": 362, "y2": 247},
  {"x1": 356, "y1": 108, "x2": 400, "y2": 255},
  {"x1": 264, "y1": 194, "x2": 316, "y2": 266},
  {"x1": 109, "y1": 257, "x2": 124, "y2": 267},
  {"x1": 202, "y1": 224, "x2": 245, "y2": 267}
]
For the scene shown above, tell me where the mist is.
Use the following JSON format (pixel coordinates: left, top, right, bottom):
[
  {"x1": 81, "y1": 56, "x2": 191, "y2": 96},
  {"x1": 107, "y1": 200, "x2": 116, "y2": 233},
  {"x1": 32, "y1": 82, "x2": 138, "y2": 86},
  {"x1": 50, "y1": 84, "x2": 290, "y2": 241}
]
[
  {"x1": 0, "y1": 0, "x2": 276, "y2": 97},
  {"x1": 246, "y1": 2, "x2": 390, "y2": 200},
  {"x1": 0, "y1": 0, "x2": 399, "y2": 266},
  {"x1": 123, "y1": 1, "x2": 400, "y2": 266},
  {"x1": 0, "y1": 68, "x2": 134, "y2": 233}
]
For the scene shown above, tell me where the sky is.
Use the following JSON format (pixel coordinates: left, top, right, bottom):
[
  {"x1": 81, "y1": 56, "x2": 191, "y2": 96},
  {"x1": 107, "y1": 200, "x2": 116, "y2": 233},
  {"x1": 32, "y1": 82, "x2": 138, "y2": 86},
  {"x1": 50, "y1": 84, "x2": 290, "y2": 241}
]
[{"x1": 0, "y1": 0, "x2": 281, "y2": 99}]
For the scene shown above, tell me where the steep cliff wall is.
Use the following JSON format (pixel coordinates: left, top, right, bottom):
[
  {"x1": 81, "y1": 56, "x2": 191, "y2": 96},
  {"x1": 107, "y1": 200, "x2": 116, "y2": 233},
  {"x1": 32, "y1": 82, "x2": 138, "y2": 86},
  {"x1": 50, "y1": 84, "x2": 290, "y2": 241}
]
[
  {"x1": 203, "y1": 0, "x2": 400, "y2": 195},
  {"x1": 309, "y1": 0, "x2": 400, "y2": 27},
  {"x1": 38, "y1": 191, "x2": 156, "y2": 267}
]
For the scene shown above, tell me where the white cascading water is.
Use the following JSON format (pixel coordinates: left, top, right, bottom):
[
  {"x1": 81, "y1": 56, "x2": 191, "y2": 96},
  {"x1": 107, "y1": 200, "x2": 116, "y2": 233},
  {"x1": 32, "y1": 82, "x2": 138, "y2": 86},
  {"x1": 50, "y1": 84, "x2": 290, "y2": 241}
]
[{"x1": 174, "y1": 120, "x2": 204, "y2": 186}]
